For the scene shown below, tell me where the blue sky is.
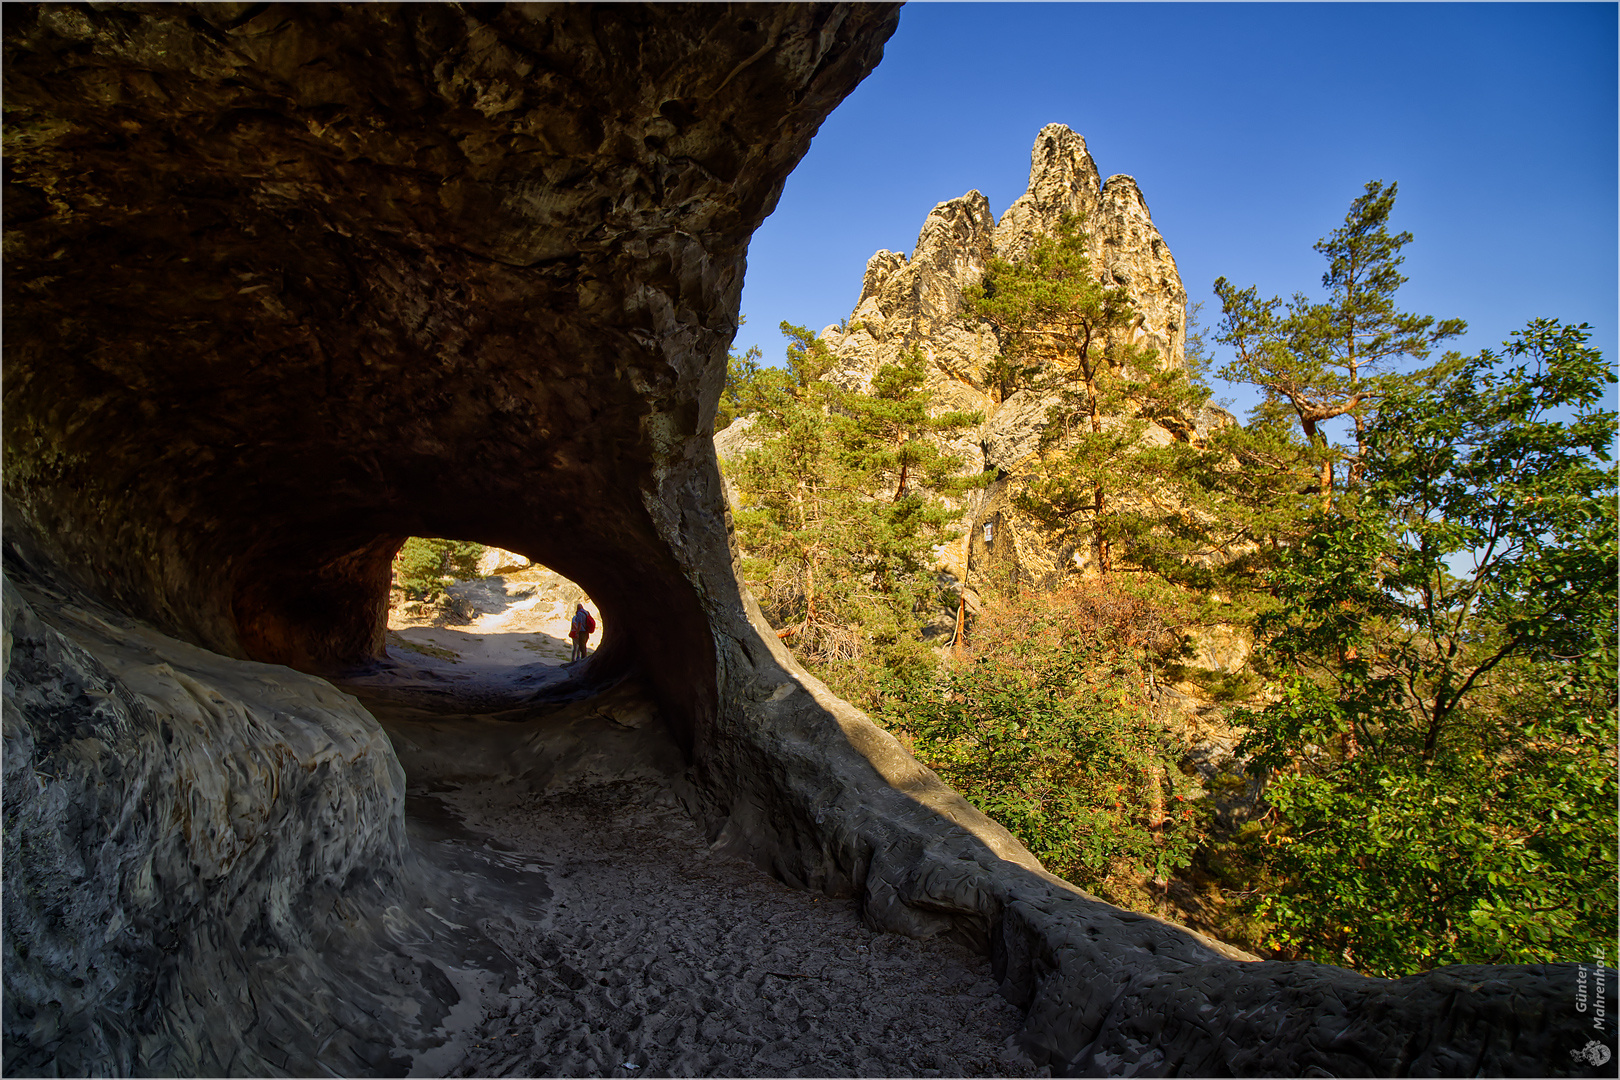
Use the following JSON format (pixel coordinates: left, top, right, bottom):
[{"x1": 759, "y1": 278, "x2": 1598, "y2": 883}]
[{"x1": 734, "y1": 2, "x2": 1618, "y2": 419}]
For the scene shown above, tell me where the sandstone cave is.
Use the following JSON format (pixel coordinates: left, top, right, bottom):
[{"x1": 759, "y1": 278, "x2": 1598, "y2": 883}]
[{"x1": 2, "y1": 4, "x2": 1605, "y2": 1077}]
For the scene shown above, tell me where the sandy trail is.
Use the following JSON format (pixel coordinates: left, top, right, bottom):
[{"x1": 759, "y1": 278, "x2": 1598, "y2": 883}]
[
  {"x1": 339, "y1": 578, "x2": 1044, "y2": 1077},
  {"x1": 388, "y1": 572, "x2": 602, "y2": 669},
  {"x1": 407, "y1": 779, "x2": 1041, "y2": 1078},
  {"x1": 350, "y1": 573, "x2": 605, "y2": 705}
]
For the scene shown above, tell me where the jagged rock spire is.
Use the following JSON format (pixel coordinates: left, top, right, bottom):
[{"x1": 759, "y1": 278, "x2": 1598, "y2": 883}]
[
  {"x1": 812, "y1": 125, "x2": 1200, "y2": 586},
  {"x1": 822, "y1": 124, "x2": 1188, "y2": 415}
]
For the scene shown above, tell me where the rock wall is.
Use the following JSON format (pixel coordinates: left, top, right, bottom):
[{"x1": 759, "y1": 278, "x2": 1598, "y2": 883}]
[
  {"x1": 824, "y1": 124, "x2": 1187, "y2": 397},
  {"x1": 2, "y1": 3, "x2": 905, "y2": 1072},
  {"x1": 3, "y1": 6, "x2": 1606, "y2": 1077},
  {"x1": 2, "y1": 541, "x2": 423, "y2": 1075}
]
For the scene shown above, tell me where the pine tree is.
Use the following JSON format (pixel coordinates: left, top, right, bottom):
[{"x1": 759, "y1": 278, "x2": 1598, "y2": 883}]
[
  {"x1": 730, "y1": 323, "x2": 847, "y2": 647},
  {"x1": 393, "y1": 537, "x2": 485, "y2": 600},
  {"x1": 715, "y1": 338, "x2": 763, "y2": 433},
  {"x1": 968, "y1": 214, "x2": 1198, "y2": 574},
  {"x1": 730, "y1": 325, "x2": 980, "y2": 690},
  {"x1": 844, "y1": 347, "x2": 984, "y2": 501},
  {"x1": 1214, "y1": 180, "x2": 1465, "y2": 509}
]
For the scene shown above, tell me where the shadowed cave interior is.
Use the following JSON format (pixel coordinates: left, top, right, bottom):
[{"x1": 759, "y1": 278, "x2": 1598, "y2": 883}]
[
  {"x1": 223, "y1": 510, "x2": 700, "y2": 751},
  {"x1": 315, "y1": 537, "x2": 1046, "y2": 1079}
]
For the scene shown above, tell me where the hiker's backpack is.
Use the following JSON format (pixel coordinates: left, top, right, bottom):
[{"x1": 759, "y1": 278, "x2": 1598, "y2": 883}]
[{"x1": 584, "y1": 612, "x2": 596, "y2": 633}]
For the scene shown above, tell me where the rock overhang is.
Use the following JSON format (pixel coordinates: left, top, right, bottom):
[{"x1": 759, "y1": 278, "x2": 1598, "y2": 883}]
[{"x1": 3, "y1": 2, "x2": 901, "y2": 730}]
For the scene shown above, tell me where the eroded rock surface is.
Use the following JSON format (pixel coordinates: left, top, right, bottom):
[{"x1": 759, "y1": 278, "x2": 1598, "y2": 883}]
[
  {"x1": 2, "y1": 551, "x2": 443, "y2": 1076},
  {"x1": 823, "y1": 125, "x2": 1186, "y2": 398},
  {"x1": 3, "y1": 6, "x2": 1609, "y2": 1077},
  {"x1": 813, "y1": 124, "x2": 1236, "y2": 586},
  {"x1": 476, "y1": 547, "x2": 533, "y2": 577}
]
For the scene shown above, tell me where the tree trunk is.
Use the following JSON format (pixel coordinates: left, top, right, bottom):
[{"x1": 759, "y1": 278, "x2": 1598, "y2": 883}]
[
  {"x1": 953, "y1": 590, "x2": 967, "y2": 660},
  {"x1": 803, "y1": 557, "x2": 816, "y2": 628},
  {"x1": 1349, "y1": 410, "x2": 1368, "y2": 487},
  {"x1": 1095, "y1": 481, "x2": 1110, "y2": 573},
  {"x1": 1302, "y1": 416, "x2": 1333, "y2": 512},
  {"x1": 1146, "y1": 764, "x2": 1165, "y2": 829},
  {"x1": 1090, "y1": 395, "x2": 1109, "y2": 573}
]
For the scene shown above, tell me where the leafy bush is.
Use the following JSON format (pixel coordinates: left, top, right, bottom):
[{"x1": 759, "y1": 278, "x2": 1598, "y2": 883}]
[
  {"x1": 394, "y1": 537, "x2": 485, "y2": 601},
  {"x1": 1234, "y1": 321, "x2": 1618, "y2": 975},
  {"x1": 876, "y1": 580, "x2": 1206, "y2": 896}
]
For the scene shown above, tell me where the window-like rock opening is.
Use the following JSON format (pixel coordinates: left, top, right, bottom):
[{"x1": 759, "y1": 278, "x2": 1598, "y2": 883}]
[
  {"x1": 221, "y1": 517, "x2": 646, "y2": 718},
  {"x1": 376, "y1": 538, "x2": 605, "y2": 701},
  {"x1": 219, "y1": 511, "x2": 708, "y2": 756}
]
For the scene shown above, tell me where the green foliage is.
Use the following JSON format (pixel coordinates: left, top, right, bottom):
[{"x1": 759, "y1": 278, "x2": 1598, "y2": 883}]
[
  {"x1": 1119, "y1": 408, "x2": 1316, "y2": 600},
  {"x1": 718, "y1": 198, "x2": 1615, "y2": 982},
  {"x1": 968, "y1": 215, "x2": 1205, "y2": 574},
  {"x1": 878, "y1": 582, "x2": 1206, "y2": 894},
  {"x1": 965, "y1": 224, "x2": 1295, "y2": 599},
  {"x1": 729, "y1": 323, "x2": 982, "y2": 696},
  {"x1": 1179, "y1": 299, "x2": 1216, "y2": 390},
  {"x1": 1234, "y1": 320, "x2": 1618, "y2": 975},
  {"x1": 967, "y1": 215, "x2": 1218, "y2": 581},
  {"x1": 1215, "y1": 180, "x2": 1466, "y2": 507},
  {"x1": 844, "y1": 348, "x2": 985, "y2": 504},
  {"x1": 967, "y1": 215, "x2": 1147, "y2": 399},
  {"x1": 394, "y1": 537, "x2": 485, "y2": 601},
  {"x1": 715, "y1": 341, "x2": 764, "y2": 433}
]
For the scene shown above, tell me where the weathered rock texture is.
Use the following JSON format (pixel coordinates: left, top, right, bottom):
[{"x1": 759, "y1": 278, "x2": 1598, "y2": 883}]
[
  {"x1": 1, "y1": 537, "x2": 550, "y2": 1076},
  {"x1": 3, "y1": 6, "x2": 1608, "y2": 1077},
  {"x1": 824, "y1": 124, "x2": 1187, "y2": 398},
  {"x1": 475, "y1": 546, "x2": 532, "y2": 577},
  {"x1": 817, "y1": 124, "x2": 1231, "y2": 587}
]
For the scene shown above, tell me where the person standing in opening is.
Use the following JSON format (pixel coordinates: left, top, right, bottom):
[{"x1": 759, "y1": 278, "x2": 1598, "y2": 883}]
[{"x1": 569, "y1": 602, "x2": 596, "y2": 663}]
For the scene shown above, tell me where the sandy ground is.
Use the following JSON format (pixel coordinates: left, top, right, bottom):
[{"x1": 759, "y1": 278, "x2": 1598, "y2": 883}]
[
  {"x1": 408, "y1": 778, "x2": 1042, "y2": 1079},
  {"x1": 388, "y1": 572, "x2": 602, "y2": 670},
  {"x1": 341, "y1": 569, "x2": 1044, "y2": 1077},
  {"x1": 342, "y1": 573, "x2": 604, "y2": 706}
]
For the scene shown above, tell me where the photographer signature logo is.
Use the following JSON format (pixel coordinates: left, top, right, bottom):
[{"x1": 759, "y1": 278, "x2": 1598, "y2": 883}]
[{"x1": 1571, "y1": 1040, "x2": 1612, "y2": 1067}]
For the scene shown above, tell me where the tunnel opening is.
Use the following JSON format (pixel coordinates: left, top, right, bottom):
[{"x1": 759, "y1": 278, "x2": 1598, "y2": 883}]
[
  {"x1": 280, "y1": 534, "x2": 620, "y2": 718},
  {"x1": 379, "y1": 538, "x2": 606, "y2": 698},
  {"x1": 220, "y1": 497, "x2": 713, "y2": 760}
]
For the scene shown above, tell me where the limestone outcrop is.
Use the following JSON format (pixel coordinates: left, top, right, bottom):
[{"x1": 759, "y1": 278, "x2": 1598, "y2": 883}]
[
  {"x1": 475, "y1": 547, "x2": 532, "y2": 577},
  {"x1": 817, "y1": 124, "x2": 1232, "y2": 586},
  {"x1": 824, "y1": 125, "x2": 1187, "y2": 396},
  {"x1": 3, "y1": 6, "x2": 1605, "y2": 1077}
]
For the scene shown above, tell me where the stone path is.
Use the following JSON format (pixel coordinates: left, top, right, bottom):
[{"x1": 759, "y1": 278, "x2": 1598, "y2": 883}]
[{"x1": 406, "y1": 778, "x2": 1042, "y2": 1078}]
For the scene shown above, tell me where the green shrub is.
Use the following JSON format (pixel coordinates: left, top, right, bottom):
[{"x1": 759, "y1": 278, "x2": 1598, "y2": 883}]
[
  {"x1": 877, "y1": 580, "x2": 1206, "y2": 896},
  {"x1": 393, "y1": 537, "x2": 484, "y2": 601}
]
